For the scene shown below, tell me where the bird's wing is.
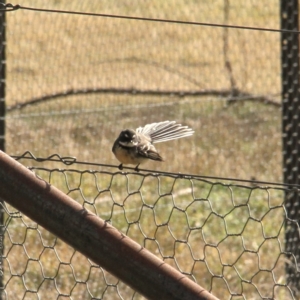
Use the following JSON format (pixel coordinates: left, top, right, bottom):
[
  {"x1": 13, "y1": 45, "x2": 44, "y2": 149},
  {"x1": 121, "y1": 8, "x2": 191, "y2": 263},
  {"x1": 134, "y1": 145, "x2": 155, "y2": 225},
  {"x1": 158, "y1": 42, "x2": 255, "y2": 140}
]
[
  {"x1": 136, "y1": 121, "x2": 194, "y2": 143},
  {"x1": 136, "y1": 143, "x2": 163, "y2": 161}
]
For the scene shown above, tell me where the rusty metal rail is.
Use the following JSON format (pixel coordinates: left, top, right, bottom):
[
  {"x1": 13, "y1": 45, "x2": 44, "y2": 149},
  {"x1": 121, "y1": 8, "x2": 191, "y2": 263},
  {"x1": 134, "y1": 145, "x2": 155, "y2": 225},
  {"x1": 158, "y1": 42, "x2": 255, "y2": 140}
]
[{"x1": 0, "y1": 151, "x2": 219, "y2": 300}]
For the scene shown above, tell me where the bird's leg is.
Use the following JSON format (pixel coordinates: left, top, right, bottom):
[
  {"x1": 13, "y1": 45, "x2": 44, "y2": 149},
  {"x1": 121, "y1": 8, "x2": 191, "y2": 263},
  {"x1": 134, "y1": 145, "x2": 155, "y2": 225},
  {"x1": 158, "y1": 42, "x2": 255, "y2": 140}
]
[
  {"x1": 134, "y1": 164, "x2": 140, "y2": 172},
  {"x1": 118, "y1": 164, "x2": 123, "y2": 170}
]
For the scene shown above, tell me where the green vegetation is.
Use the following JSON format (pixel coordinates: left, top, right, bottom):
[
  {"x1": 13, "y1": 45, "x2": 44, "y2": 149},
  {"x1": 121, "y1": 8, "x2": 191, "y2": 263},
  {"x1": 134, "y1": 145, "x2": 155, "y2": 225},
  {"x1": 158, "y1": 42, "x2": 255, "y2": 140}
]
[{"x1": 3, "y1": 170, "x2": 289, "y2": 299}]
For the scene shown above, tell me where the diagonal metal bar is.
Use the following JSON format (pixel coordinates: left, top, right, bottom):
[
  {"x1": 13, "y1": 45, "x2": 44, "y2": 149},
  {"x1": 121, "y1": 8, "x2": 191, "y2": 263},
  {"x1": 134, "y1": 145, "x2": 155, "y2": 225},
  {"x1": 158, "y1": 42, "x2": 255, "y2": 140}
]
[{"x1": 0, "y1": 151, "x2": 218, "y2": 300}]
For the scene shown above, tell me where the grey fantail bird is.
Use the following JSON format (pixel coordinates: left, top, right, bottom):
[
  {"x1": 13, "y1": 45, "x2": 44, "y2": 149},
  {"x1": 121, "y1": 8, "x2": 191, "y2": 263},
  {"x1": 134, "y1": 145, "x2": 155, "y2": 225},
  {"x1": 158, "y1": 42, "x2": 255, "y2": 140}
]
[{"x1": 112, "y1": 120, "x2": 194, "y2": 170}]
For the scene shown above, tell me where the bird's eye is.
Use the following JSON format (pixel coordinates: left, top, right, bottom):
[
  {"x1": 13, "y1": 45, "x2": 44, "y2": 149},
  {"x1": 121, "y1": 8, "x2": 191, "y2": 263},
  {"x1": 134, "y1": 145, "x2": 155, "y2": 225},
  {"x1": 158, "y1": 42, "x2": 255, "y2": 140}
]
[{"x1": 124, "y1": 133, "x2": 129, "y2": 138}]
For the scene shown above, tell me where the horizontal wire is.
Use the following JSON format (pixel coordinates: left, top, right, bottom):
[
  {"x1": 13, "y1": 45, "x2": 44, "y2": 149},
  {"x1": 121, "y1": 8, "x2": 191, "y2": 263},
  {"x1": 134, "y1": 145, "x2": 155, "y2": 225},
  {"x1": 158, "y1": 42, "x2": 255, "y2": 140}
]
[
  {"x1": 2, "y1": 3, "x2": 299, "y2": 35},
  {"x1": 10, "y1": 152, "x2": 300, "y2": 190}
]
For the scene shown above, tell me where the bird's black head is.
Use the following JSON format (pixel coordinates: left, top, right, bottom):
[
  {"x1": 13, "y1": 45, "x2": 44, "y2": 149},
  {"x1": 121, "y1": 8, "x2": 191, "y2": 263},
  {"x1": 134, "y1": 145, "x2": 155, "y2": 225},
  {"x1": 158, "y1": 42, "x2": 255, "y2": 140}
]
[{"x1": 118, "y1": 129, "x2": 137, "y2": 144}]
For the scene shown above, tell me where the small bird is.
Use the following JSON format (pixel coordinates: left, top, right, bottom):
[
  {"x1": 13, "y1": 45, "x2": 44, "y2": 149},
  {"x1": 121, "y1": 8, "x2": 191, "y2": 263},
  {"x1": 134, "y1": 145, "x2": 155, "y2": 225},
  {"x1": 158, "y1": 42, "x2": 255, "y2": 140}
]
[{"x1": 112, "y1": 120, "x2": 194, "y2": 170}]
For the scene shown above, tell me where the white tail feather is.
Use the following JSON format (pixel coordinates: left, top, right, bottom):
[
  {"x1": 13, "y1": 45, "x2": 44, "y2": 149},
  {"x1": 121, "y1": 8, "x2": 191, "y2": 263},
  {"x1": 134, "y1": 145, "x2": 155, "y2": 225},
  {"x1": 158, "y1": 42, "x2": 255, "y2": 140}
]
[{"x1": 136, "y1": 121, "x2": 194, "y2": 143}]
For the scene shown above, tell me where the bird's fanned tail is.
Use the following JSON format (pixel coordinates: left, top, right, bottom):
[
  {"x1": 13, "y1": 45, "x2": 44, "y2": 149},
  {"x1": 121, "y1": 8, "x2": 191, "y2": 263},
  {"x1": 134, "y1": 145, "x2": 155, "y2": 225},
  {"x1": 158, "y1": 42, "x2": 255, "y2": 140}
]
[{"x1": 136, "y1": 120, "x2": 194, "y2": 144}]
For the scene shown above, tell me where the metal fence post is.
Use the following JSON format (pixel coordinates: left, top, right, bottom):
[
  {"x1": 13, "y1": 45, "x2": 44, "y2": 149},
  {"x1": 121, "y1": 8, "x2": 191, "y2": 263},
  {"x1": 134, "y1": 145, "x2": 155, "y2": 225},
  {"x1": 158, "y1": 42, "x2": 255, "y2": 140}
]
[
  {"x1": 280, "y1": 0, "x2": 300, "y2": 296},
  {"x1": 0, "y1": 2, "x2": 5, "y2": 153},
  {"x1": 0, "y1": 2, "x2": 5, "y2": 299}
]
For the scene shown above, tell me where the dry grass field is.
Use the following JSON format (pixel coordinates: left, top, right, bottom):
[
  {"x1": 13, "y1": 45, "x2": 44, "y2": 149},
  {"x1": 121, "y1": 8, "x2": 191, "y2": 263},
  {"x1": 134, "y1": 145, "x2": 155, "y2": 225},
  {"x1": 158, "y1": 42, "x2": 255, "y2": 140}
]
[
  {"x1": 2, "y1": 1, "x2": 291, "y2": 299},
  {"x1": 5, "y1": 0, "x2": 281, "y2": 181}
]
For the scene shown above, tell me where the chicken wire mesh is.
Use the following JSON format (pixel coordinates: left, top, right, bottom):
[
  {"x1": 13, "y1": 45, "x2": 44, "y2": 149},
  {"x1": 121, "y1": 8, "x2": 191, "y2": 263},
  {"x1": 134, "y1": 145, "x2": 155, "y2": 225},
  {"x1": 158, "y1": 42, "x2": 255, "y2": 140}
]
[
  {"x1": 1, "y1": 0, "x2": 299, "y2": 299},
  {"x1": 0, "y1": 154, "x2": 299, "y2": 300}
]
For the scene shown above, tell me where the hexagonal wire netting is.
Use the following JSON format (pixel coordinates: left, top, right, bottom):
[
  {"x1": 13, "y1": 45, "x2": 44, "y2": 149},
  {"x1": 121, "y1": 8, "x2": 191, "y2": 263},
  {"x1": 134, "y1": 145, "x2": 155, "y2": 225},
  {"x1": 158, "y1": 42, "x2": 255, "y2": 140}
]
[
  {"x1": 0, "y1": 155, "x2": 298, "y2": 300},
  {"x1": 1, "y1": 0, "x2": 300, "y2": 299}
]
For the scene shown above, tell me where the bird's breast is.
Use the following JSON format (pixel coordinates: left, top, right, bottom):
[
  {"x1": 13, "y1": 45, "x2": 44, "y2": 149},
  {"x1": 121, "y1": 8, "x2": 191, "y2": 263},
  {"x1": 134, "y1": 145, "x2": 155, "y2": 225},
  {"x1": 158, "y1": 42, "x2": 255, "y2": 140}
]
[{"x1": 112, "y1": 143, "x2": 146, "y2": 165}]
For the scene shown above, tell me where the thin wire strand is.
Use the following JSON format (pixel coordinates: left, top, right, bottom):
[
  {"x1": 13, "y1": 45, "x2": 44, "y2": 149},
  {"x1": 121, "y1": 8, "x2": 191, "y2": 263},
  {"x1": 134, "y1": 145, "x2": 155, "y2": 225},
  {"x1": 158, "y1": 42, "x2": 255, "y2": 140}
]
[
  {"x1": 3, "y1": 3, "x2": 300, "y2": 35},
  {"x1": 9, "y1": 152, "x2": 300, "y2": 190}
]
